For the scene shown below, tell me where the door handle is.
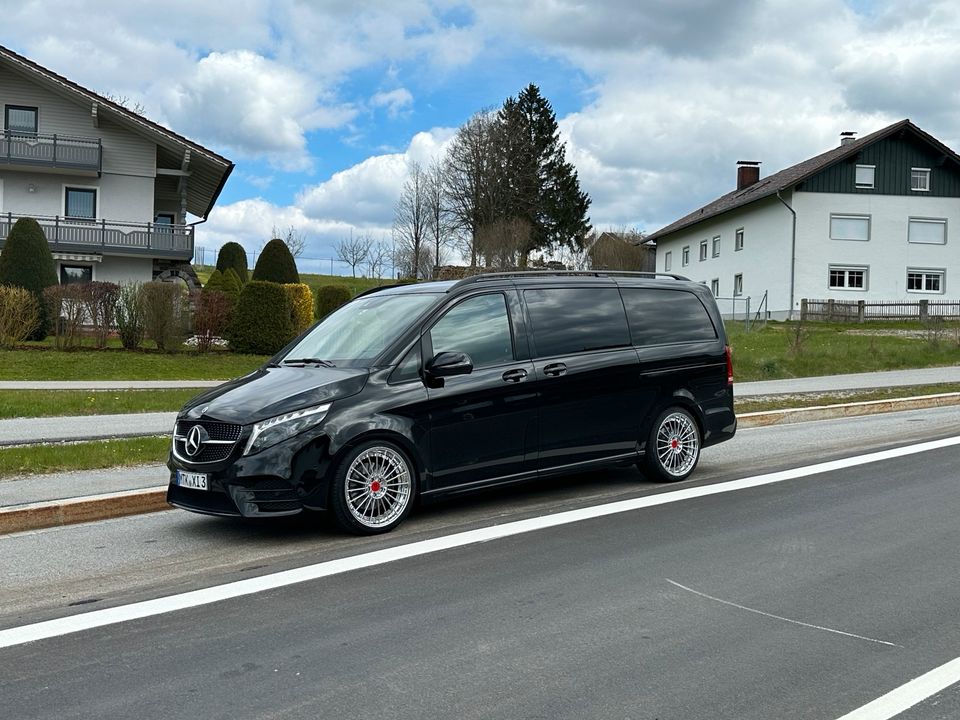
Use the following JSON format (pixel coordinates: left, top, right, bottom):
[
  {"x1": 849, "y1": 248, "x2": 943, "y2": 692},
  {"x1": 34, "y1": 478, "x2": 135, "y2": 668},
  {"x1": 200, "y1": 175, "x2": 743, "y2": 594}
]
[
  {"x1": 501, "y1": 368, "x2": 528, "y2": 383},
  {"x1": 543, "y1": 362, "x2": 567, "y2": 377}
]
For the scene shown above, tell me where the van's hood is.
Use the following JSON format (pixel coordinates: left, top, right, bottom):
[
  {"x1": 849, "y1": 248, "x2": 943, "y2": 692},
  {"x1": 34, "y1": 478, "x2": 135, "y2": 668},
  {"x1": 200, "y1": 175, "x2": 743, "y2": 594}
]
[{"x1": 178, "y1": 365, "x2": 369, "y2": 425}]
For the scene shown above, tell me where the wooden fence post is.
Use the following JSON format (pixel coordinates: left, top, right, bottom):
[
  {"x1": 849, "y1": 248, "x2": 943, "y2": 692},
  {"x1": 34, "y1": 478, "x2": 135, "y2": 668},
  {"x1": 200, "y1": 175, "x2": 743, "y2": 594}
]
[{"x1": 919, "y1": 299, "x2": 929, "y2": 322}]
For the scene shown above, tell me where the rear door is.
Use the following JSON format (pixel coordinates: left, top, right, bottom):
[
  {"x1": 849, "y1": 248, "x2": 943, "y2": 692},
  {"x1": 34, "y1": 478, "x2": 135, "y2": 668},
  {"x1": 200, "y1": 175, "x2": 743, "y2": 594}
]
[{"x1": 522, "y1": 285, "x2": 642, "y2": 472}]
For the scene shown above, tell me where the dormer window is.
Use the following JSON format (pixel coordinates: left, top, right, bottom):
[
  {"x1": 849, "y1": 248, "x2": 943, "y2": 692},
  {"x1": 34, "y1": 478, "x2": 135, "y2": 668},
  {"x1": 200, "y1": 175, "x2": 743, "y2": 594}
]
[
  {"x1": 4, "y1": 105, "x2": 38, "y2": 134},
  {"x1": 911, "y1": 168, "x2": 930, "y2": 192},
  {"x1": 855, "y1": 165, "x2": 875, "y2": 188}
]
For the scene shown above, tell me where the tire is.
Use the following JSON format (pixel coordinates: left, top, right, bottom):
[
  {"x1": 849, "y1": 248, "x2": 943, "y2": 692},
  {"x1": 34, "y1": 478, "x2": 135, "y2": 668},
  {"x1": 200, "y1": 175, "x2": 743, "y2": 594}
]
[
  {"x1": 330, "y1": 440, "x2": 416, "y2": 534},
  {"x1": 641, "y1": 407, "x2": 701, "y2": 483}
]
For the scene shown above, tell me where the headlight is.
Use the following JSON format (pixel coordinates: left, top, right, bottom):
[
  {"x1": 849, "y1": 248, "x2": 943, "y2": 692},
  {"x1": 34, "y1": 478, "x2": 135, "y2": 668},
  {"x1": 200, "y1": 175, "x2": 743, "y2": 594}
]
[{"x1": 243, "y1": 403, "x2": 331, "y2": 455}]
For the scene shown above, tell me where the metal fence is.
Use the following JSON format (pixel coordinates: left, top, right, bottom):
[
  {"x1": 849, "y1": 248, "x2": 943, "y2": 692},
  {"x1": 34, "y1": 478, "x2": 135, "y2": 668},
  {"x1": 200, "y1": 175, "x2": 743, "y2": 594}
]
[{"x1": 801, "y1": 298, "x2": 960, "y2": 322}]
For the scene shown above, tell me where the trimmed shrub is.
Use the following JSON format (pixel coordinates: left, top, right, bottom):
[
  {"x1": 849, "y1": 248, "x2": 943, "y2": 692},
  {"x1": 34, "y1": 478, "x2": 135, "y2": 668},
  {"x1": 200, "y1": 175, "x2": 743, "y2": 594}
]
[
  {"x1": 221, "y1": 267, "x2": 243, "y2": 301},
  {"x1": 0, "y1": 217, "x2": 57, "y2": 339},
  {"x1": 252, "y1": 238, "x2": 299, "y2": 284},
  {"x1": 226, "y1": 281, "x2": 294, "y2": 355},
  {"x1": 82, "y1": 281, "x2": 120, "y2": 348},
  {"x1": 203, "y1": 269, "x2": 225, "y2": 293},
  {"x1": 142, "y1": 281, "x2": 187, "y2": 352},
  {"x1": 215, "y1": 241, "x2": 249, "y2": 284},
  {"x1": 315, "y1": 284, "x2": 352, "y2": 320},
  {"x1": 190, "y1": 290, "x2": 233, "y2": 353},
  {"x1": 284, "y1": 283, "x2": 314, "y2": 334},
  {"x1": 0, "y1": 284, "x2": 39, "y2": 348},
  {"x1": 43, "y1": 284, "x2": 86, "y2": 350},
  {"x1": 115, "y1": 283, "x2": 146, "y2": 350}
]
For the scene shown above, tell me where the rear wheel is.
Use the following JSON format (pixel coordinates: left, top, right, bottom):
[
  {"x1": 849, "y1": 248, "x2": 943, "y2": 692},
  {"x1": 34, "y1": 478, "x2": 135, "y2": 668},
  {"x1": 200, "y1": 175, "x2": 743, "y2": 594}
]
[
  {"x1": 330, "y1": 440, "x2": 415, "y2": 534},
  {"x1": 641, "y1": 407, "x2": 701, "y2": 483}
]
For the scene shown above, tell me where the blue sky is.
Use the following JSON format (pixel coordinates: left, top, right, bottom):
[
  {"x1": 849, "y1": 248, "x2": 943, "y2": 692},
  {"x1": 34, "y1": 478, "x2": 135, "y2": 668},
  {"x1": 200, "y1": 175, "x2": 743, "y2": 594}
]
[{"x1": 3, "y1": 0, "x2": 960, "y2": 273}]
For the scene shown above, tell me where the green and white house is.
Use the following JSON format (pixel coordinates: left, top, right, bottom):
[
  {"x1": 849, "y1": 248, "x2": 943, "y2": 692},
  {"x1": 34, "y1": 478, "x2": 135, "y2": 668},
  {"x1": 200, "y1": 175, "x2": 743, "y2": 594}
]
[
  {"x1": 645, "y1": 119, "x2": 960, "y2": 319},
  {"x1": 0, "y1": 44, "x2": 233, "y2": 287}
]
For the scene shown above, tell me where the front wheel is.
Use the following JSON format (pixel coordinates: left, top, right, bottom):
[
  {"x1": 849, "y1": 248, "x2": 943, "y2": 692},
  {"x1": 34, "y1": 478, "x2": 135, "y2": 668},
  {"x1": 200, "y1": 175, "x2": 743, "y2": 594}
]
[
  {"x1": 641, "y1": 407, "x2": 701, "y2": 483},
  {"x1": 330, "y1": 440, "x2": 416, "y2": 534}
]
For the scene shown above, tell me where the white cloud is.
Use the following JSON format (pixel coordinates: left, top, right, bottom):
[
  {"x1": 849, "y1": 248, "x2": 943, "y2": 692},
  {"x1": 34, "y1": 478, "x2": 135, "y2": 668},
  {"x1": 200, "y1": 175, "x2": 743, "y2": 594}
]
[{"x1": 370, "y1": 88, "x2": 414, "y2": 119}]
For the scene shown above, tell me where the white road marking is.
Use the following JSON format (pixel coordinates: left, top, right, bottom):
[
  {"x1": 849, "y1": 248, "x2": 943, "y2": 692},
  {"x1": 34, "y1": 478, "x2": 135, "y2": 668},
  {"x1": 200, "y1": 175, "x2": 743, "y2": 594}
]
[
  {"x1": 1, "y1": 435, "x2": 959, "y2": 651},
  {"x1": 666, "y1": 579, "x2": 901, "y2": 647},
  {"x1": 834, "y1": 657, "x2": 960, "y2": 719}
]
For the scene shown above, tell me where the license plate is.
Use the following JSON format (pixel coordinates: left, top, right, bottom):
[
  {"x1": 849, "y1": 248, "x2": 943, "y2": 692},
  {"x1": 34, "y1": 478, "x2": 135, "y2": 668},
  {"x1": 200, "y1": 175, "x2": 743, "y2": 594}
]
[{"x1": 177, "y1": 470, "x2": 208, "y2": 490}]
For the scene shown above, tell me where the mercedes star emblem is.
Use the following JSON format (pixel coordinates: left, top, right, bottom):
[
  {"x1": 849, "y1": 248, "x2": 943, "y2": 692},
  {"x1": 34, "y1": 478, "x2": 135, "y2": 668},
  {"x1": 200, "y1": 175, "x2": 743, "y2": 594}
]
[{"x1": 184, "y1": 425, "x2": 209, "y2": 457}]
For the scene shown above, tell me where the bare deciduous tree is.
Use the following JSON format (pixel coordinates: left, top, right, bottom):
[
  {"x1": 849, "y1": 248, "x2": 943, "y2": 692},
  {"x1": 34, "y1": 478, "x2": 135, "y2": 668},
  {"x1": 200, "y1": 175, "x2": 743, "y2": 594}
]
[
  {"x1": 272, "y1": 224, "x2": 308, "y2": 259},
  {"x1": 366, "y1": 239, "x2": 391, "y2": 281},
  {"x1": 425, "y1": 159, "x2": 452, "y2": 271},
  {"x1": 335, "y1": 232, "x2": 372, "y2": 277},
  {"x1": 393, "y1": 161, "x2": 431, "y2": 279}
]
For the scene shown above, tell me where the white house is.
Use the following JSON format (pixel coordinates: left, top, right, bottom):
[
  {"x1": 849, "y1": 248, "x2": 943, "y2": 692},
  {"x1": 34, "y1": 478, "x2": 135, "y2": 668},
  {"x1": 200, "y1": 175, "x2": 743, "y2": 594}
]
[
  {"x1": 645, "y1": 119, "x2": 960, "y2": 319},
  {"x1": 0, "y1": 44, "x2": 233, "y2": 287}
]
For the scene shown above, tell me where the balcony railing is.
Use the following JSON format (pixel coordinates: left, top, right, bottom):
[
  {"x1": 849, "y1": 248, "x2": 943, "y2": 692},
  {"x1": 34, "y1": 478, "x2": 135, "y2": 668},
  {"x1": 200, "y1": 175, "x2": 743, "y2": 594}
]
[
  {"x1": 0, "y1": 212, "x2": 194, "y2": 260},
  {"x1": 0, "y1": 131, "x2": 102, "y2": 173}
]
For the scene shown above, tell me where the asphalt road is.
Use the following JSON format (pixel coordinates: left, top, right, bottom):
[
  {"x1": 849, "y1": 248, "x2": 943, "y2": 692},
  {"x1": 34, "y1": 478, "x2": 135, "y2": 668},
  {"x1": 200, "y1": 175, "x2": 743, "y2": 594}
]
[{"x1": 2, "y1": 407, "x2": 960, "y2": 719}]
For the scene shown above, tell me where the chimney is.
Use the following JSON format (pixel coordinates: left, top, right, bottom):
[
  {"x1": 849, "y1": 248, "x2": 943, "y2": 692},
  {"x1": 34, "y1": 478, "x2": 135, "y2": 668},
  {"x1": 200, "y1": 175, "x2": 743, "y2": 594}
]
[
  {"x1": 736, "y1": 160, "x2": 761, "y2": 190},
  {"x1": 840, "y1": 131, "x2": 857, "y2": 146}
]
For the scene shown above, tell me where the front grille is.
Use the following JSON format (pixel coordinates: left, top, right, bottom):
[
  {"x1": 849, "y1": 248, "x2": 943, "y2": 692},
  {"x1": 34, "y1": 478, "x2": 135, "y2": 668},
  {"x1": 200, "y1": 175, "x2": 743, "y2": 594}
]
[
  {"x1": 173, "y1": 419, "x2": 243, "y2": 464},
  {"x1": 176, "y1": 420, "x2": 242, "y2": 441}
]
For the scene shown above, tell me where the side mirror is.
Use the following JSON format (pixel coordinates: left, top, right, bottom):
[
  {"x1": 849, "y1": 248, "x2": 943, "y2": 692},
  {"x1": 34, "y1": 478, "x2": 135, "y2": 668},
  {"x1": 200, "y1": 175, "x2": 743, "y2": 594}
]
[{"x1": 423, "y1": 351, "x2": 473, "y2": 387}]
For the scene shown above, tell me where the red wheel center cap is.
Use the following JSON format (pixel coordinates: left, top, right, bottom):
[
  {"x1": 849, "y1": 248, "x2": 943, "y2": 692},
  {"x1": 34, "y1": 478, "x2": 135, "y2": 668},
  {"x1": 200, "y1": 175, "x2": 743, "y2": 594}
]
[
  {"x1": 370, "y1": 481, "x2": 382, "y2": 493},
  {"x1": 671, "y1": 438, "x2": 679, "y2": 450}
]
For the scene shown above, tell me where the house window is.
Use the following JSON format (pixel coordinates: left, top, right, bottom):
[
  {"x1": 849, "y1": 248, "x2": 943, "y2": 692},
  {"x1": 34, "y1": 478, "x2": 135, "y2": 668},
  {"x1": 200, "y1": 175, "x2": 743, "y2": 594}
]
[
  {"x1": 830, "y1": 214, "x2": 870, "y2": 241},
  {"x1": 699, "y1": 240, "x2": 708, "y2": 261},
  {"x1": 907, "y1": 218, "x2": 946, "y2": 245},
  {"x1": 681, "y1": 246, "x2": 690, "y2": 267},
  {"x1": 855, "y1": 165, "x2": 875, "y2": 188},
  {"x1": 911, "y1": 168, "x2": 930, "y2": 192},
  {"x1": 906, "y1": 269, "x2": 944, "y2": 293},
  {"x1": 734, "y1": 228, "x2": 744, "y2": 251},
  {"x1": 60, "y1": 264, "x2": 92, "y2": 285},
  {"x1": 4, "y1": 105, "x2": 38, "y2": 133},
  {"x1": 710, "y1": 278, "x2": 719, "y2": 296},
  {"x1": 828, "y1": 265, "x2": 868, "y2": 290},
  {"x1": 65, "y1": 187, "x2": 97, "y2": 219},
  {"x1": 664, "y1": 251, "x2": 672, "y2": 272},
  {"x1": 154, "y1": 213, "x2": 175, "y2": 233},
  {"x1": 733, "y1": 274, "x2": 743, "y2": 296},
  {"x1": 712, "y1": 235, "x2": 720, "y2": 257}
]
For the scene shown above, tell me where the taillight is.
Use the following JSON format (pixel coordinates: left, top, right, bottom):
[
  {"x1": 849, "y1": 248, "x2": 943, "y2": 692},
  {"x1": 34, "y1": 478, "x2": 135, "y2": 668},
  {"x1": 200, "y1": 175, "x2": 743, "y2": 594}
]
[{"x1": 725, "y1": 345, "x2": 733, "y2": 385}]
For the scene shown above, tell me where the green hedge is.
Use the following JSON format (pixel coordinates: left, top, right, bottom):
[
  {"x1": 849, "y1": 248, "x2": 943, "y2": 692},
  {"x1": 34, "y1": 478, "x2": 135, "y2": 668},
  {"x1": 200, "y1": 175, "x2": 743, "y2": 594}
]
[
  {"x1": 216, "y1": 242, "x2": 249, "y2": 284},
  {"x1": 226, "y1": 281, "x2": 294, "y2": 355},
  {"x1": 315, "y1": 284, "x2": 352, "y2": 319},
  {"x1": 252, "y1": 238, "x2": 299, "y2": 284},
  {"x1": 0, "y1": 217, "x2": 57, "y2": 339}
]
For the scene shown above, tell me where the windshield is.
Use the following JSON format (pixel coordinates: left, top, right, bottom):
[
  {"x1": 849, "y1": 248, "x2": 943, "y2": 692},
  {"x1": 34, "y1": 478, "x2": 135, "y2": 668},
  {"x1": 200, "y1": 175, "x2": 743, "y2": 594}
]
[{"x1": 281, "y1": 292, "x2": 438, "y2": 368}]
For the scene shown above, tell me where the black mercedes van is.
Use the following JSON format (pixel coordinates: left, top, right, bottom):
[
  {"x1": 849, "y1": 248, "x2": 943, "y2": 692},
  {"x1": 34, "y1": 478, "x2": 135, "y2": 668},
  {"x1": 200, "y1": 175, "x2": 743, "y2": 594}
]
[{"x1": 168, "y1": 271, "x2": 736, "y2": 534}]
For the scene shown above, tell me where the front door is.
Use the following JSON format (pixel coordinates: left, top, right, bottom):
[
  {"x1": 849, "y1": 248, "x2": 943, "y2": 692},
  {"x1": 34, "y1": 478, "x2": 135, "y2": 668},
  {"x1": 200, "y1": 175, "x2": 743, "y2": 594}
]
[{"x1": 423, "y1": 291, "x2": 538, "y2": 492}]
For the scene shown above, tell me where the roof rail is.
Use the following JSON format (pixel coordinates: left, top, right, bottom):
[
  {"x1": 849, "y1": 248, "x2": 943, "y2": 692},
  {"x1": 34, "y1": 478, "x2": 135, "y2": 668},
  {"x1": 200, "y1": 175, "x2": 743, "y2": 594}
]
[{"x1": 449, "y1": 269, "x2": 689, "y2": 291}]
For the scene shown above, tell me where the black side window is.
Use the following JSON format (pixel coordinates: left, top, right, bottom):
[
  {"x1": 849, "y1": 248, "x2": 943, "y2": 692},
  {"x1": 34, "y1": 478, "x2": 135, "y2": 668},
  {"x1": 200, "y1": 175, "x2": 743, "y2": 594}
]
[
  {"x1": 390, "y1": 342, "x2": 421, "y2": 384},
  {"x1": 620, "y1": 288, "x2": 718, "y2": 345},
  {"x1": 429, "y1": 293, "x2": 513, "y2": 367},
  {"x1": 523, "y1": 287, "x2": 630, "y2": 357}
]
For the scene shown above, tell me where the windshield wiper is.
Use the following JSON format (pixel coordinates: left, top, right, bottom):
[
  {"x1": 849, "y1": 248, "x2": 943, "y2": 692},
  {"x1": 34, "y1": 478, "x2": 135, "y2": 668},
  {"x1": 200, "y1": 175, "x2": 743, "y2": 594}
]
[{"x1": 282, "y1": 358, "x2": 336, "y2": 367}]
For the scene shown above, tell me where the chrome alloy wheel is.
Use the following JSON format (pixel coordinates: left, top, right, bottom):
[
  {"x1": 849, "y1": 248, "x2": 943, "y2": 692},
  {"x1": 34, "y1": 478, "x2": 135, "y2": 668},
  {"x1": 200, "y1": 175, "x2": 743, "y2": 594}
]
[
  {"x1": 655, "y1": 411, "x2": 700, "y2": 478},
  {"x1": 344, "y1": 446, "x2": 412, "y2": 529}
]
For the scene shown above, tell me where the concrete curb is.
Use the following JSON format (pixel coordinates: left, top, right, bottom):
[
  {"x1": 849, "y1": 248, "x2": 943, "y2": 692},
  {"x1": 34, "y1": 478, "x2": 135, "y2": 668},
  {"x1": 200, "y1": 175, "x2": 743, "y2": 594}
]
[
  {"x1": 0, "y1": 487, "x2": 169, "y2": 535},
  {"x1": 3, "y1": 392, "x2": 959, "y2": 535},
  {"x1": 737, "y1": 391, "x2": 960, "y2": 428}
]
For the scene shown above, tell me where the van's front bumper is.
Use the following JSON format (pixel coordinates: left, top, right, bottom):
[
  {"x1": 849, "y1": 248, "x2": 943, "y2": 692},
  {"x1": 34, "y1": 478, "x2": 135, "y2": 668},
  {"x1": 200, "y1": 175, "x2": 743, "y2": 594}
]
[{"x1": 167, "y1": 430, "x2": 334, "y2": 518}]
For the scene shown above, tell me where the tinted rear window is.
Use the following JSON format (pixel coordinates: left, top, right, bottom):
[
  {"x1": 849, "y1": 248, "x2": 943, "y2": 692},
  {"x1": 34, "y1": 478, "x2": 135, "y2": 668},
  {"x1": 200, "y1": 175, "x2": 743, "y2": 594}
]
[
  {"x1": 620, "y1": 288, "x2": 718, "y2": 345},
  {"x1": 523, "y1": 287, "x2": 630, "y2": 357}
]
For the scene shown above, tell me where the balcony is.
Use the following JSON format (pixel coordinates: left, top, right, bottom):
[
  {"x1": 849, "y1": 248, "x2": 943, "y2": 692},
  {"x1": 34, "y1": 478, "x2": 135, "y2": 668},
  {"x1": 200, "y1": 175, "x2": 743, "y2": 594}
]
[
  {"x1": 0, "y1": 131, "x2": 102, "y2": 175},
  {"x1": 0, "y1": 212, "x2": 194, "y2": 260}
]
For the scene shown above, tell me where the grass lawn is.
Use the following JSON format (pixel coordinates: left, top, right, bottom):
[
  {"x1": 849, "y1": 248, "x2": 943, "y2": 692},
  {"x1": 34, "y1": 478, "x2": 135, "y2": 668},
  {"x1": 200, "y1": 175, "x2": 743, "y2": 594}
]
[
  {"x1": 0, "y1": 347, "x2": 265, "y2": 381},
  {"x1": 726, "y1": 321, "x2": 960, "y2": 381},
  {"x1": 194, "y1": 266, "x2": 385, "y2": 297},
  {"x1": 0, "y1": 437, "x2": 170, "y2": 478},
  {"x1": 0, "y1": 389, "x2": 201, "y2": 419}
]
